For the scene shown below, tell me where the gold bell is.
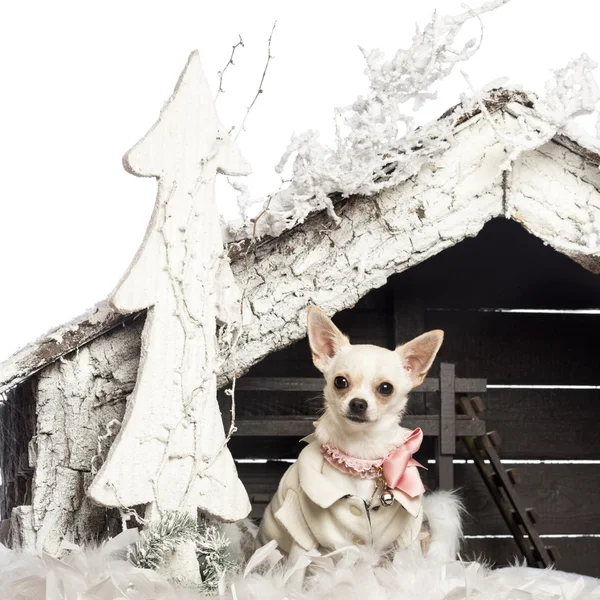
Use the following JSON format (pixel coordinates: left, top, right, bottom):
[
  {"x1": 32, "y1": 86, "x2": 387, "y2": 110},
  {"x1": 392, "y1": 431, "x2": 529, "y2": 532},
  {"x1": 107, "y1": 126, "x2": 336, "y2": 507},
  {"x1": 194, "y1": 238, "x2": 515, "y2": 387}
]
[{"x1": 380, "y1": 491, "x2": 394, "y2": 506}]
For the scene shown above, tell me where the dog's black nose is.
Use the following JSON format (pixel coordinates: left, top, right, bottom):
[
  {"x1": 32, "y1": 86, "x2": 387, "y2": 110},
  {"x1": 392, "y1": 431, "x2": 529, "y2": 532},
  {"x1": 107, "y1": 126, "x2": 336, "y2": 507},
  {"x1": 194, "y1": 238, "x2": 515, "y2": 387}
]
[{"x1": 349, "y1": 398, "x2": 368, "y2": 414}]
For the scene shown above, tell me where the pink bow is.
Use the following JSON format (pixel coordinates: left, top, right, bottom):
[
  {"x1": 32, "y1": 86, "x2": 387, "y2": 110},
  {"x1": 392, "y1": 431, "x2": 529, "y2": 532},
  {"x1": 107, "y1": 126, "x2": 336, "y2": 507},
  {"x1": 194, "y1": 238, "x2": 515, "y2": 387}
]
[{"x1": 382, "y1": 427, "x2": 426, "y2": 498}]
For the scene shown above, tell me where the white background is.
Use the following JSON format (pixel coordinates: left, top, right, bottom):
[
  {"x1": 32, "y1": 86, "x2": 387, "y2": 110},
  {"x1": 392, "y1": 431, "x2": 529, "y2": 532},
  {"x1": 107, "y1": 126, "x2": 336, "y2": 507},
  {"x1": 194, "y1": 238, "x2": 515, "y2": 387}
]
[{"x1": 1, "y1": 0, "x2": 599, "y2": 361}]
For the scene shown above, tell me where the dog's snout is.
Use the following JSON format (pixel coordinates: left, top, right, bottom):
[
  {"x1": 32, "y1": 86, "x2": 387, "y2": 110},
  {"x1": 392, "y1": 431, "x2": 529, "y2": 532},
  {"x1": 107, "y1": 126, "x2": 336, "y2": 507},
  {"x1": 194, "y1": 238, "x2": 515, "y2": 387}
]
[{"x1": 349, "y1": 398, "x2": 368, "y2": 414}]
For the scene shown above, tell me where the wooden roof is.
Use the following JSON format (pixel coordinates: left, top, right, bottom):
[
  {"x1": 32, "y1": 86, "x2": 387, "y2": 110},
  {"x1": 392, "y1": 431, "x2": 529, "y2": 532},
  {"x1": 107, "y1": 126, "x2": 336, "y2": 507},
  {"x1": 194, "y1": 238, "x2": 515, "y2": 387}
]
[{"x1": 2, "y1": 89, "x2": 600, "y2": 395}]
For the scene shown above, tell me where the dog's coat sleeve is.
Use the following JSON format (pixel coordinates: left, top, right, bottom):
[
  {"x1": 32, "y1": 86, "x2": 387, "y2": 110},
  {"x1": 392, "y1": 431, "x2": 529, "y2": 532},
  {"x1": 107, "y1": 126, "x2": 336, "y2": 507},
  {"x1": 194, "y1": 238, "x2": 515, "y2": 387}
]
[{"x1": 275, "y1": 489, "x2": 319, "y2": 551}]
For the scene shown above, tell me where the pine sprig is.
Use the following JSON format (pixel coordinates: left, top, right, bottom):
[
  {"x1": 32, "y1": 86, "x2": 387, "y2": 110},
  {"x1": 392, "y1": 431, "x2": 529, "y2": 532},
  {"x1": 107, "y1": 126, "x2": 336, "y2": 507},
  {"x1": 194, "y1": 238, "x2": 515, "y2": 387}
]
[
  {"x1": 197, "y1": 517, "x2": 239, "y2": 594},
  {"x1": 129, "y1": 511, "x2": 199, "y2": 571},
  {"x1": 127, "y1": 511, "x2": 243, "y2": 593}
]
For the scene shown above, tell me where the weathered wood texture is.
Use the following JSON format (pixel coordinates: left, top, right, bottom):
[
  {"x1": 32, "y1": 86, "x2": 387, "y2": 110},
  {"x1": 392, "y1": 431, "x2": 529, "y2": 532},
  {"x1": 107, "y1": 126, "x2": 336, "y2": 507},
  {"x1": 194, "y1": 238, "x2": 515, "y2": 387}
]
[
  {"x1": 508, "y1": 124, "x2": 600, "y2": 274},
  {"x1": 0, "y1": 383, "x2": 35, "y2": 521},
  {"x1": 2, "y1": 190, "x2": 599, "y2": 576},
  {"x1": 198, "y1": 114, "x2": 600, "y2": 385},
  {"x1": 4, "y1": 100, "x2": 600, "y2": 397},
  {"x1": 231, "y1": 376, "x2": 486, "y2": 394},
  {"x1": 20, "y1": 320, "x2": 143, "y2": 554},
  {"x1": 227, "y1": 415, "x2": 484, "y2": 438},
  {"x1": 0, "y1": 305, "x2": 142, "y2": 395},
  {"x1": 437, "y1": 363, "x2": 456, "y2": 489},
  {"x1": 237, "y1": 224, "x2": 600, "y2": 387},
  {"x1": 462, "y1": 537, "x2": 600, "y2": 579}
]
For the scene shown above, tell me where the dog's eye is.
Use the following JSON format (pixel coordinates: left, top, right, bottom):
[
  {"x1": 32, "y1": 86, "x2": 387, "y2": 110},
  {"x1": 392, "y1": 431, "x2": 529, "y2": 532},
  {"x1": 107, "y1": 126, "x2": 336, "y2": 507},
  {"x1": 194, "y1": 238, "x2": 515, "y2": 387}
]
[
  {"x1": 334, "y1": 376, "x2": 349, "y2": 389},
  {"x1": 378, "y1": 382, "x2": 394, "y2": 396}
]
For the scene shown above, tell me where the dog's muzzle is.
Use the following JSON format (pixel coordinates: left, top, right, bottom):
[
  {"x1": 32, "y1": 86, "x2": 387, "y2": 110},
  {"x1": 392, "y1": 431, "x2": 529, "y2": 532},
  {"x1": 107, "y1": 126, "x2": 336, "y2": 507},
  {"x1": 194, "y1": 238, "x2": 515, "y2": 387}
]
[{"x1": 347, "y1": 398, "x2": 368, "y2": 423}]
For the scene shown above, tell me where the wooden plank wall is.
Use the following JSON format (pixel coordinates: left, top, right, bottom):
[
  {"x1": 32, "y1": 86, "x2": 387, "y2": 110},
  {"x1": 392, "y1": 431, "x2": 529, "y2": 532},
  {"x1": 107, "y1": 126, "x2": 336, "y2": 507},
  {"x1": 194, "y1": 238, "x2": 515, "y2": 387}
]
[{"x1": 224, "y1": 219, "x2": 600, "y2": 577}]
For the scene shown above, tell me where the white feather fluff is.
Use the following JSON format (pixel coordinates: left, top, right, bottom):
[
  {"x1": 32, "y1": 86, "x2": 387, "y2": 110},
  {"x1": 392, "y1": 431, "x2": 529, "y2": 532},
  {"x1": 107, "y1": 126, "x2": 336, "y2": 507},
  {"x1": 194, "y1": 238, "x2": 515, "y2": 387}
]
[
  {"x1": 422, "y1": 490, "x2": 465, "y2": 562},
  {"x1": 232, "y1": 543, "x2": 600, "y2": 600},
  {"x1": 1, "y1": 529, "x2": 600, "y2": 599}
]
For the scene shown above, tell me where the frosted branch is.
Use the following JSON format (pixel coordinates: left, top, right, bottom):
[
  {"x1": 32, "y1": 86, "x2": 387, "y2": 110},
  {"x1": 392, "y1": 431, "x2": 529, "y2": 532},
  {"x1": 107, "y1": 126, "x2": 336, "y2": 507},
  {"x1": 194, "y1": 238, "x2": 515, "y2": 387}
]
[
  {"x1": 467, "y1": 54, "x2": 600, "y2": 174},
  {"x1": 542, "y1": 54, "x2": 600, "y2": 123},
  {"x1": 227, "y1": 1, "x2": 512, "y2": 242},
  {"x1": 216, "y1": 34, "x2": 244, "y2": 101},
  {"x1": 235, "y1": 21, "x2": 277, "y2": 140}
]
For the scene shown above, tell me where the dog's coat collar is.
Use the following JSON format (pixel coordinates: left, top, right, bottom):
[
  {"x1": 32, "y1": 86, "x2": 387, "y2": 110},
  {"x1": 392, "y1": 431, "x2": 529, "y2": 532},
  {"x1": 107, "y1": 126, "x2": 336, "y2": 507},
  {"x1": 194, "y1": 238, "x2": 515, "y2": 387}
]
[{"x1": 297, "y1": 440, "x2": 423, "y2": 518}]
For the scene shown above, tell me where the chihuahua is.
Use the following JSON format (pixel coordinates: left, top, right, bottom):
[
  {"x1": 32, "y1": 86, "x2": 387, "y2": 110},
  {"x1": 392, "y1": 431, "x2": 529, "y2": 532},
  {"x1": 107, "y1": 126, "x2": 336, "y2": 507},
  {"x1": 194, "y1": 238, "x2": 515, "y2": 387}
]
[{"x1": 258, "y1": 306, "x2": 462, "y2": 577}]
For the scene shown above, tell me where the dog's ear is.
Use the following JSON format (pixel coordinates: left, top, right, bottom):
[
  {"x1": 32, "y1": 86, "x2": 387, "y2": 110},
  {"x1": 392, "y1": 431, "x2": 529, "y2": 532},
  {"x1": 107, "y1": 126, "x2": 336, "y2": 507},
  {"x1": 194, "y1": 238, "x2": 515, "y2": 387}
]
[
  {"x1": 396, "y1": 330, "x2": 444, "y2": 388},
  {"x1": 307, "y1": 306, "x2": 349, "y2": 373}
]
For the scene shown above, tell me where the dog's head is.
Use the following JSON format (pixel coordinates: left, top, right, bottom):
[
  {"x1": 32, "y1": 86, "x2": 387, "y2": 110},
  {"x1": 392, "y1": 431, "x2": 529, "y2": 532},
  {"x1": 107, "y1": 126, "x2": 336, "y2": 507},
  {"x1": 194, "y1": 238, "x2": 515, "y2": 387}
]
[{"x1": 307, "y1": 306, "x2": 443, "y2": 431}]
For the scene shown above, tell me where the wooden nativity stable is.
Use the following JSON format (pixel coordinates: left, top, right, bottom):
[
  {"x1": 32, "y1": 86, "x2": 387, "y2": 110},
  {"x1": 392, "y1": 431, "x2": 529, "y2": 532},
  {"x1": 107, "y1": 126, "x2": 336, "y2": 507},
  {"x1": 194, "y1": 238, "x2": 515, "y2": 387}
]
[{"x1": 1, "y1": 84, "x2": 600, "y2": 576}]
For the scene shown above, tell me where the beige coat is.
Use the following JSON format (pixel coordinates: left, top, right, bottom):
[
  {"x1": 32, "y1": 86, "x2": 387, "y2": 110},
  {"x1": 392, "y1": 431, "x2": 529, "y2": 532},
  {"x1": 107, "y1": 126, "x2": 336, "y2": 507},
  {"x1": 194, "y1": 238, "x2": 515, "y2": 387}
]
[{"x1": 258, "y1": 440, "x2": 423, "y2": 554}]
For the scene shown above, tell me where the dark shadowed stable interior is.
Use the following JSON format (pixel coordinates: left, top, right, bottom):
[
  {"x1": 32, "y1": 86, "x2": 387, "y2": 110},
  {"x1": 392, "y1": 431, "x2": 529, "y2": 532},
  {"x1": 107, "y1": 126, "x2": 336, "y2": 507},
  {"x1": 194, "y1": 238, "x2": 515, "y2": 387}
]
[{"x1": 222, "y1": 218, "x2": 600, "y2": 577}]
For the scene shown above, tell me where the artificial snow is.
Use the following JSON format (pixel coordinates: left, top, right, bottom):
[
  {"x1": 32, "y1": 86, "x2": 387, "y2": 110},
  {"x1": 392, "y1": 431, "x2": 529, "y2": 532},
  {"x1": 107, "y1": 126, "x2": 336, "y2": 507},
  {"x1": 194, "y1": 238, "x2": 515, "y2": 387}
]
[{"x1": 225, "y1": 3, "x2": 600, "y2": 248}]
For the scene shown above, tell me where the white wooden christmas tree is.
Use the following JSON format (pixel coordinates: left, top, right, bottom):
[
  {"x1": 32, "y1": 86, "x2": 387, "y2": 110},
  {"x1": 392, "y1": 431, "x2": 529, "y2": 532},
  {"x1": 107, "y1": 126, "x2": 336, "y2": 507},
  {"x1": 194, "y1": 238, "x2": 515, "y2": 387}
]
[{"x1": 87, "y1": 50, "x2": 251, "y2": 581}]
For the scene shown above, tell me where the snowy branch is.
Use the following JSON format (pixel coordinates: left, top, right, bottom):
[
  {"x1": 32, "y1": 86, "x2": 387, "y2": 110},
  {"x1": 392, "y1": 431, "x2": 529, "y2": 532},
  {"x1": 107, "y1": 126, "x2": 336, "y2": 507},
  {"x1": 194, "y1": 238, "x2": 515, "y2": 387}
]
[
  {"x1": 226, "y1": 1, "x2": 512, "y2": 241},
  {"x1": 465, "y1": 53, "x2": 600, "y2": 176}
]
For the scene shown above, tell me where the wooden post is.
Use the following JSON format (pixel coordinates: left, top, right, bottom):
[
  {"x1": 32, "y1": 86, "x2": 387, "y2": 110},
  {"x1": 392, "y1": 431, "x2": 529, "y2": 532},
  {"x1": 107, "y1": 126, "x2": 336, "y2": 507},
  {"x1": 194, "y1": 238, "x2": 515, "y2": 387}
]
[{"x1": 436, "y1": 363, "x2": 456, "y2": 489}]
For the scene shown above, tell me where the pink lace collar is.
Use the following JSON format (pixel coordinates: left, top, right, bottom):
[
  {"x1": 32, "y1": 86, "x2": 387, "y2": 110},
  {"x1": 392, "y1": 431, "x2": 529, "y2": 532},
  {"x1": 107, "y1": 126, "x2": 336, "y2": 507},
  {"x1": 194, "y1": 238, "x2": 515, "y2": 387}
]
[
  {"x1": 320, "y1": 428, "x2": 426, "y2": 500},
  {"x1": 321, "y1": 443, "x2": 383, "y2": 479}
]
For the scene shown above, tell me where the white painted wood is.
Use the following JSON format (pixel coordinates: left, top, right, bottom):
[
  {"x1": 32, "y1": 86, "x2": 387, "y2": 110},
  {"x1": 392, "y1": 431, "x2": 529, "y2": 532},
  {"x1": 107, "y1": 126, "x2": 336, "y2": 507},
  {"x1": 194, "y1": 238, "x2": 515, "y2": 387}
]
[
  {"x1": 10, "y1": 506, "x2": 36, "y2": 553},
  {"x1": 4, "y1": 91, "x2": 600, "y2": 559},
  {"x1": 86, "y1": 50, "x2": 251, "y2": 579},
  {"x1": 216, "y1": 111, "x2": 600, "y2": 384},
  {"x1": 219, "y1": 111, "x2": 511, "y2": 384},
  {"x1": 2, "y1": 95, "x2": 600, "y2": 398},
  {"x1": 29, "y1": 323, "x2": 141, "y2": 556}
]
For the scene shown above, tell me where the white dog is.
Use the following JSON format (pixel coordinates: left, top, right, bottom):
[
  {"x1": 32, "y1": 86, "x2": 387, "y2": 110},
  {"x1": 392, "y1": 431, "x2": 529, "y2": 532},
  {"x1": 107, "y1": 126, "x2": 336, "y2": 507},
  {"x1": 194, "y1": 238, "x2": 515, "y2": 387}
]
[{"x1": 258, "y1": 306, "x2": 462, "y2": 576}]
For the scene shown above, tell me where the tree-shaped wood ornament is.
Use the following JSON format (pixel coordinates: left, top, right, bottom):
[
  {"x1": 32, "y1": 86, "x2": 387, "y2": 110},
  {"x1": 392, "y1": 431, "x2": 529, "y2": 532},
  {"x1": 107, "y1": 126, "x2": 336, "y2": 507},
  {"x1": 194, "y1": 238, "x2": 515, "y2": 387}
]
[{"x1": 87, "y1": 50, "x2": 251, "y2": 581}]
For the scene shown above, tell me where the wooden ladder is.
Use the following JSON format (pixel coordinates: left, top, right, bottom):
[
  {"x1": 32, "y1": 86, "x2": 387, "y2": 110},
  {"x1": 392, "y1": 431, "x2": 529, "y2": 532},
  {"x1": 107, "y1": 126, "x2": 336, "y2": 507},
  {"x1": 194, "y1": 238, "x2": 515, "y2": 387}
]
[
  {"x1": 436, "y1": 362, "x2": 557, "y2": 568},
  {"x1": 457, "y1": 391, "x2": 558, "y2": 568}
]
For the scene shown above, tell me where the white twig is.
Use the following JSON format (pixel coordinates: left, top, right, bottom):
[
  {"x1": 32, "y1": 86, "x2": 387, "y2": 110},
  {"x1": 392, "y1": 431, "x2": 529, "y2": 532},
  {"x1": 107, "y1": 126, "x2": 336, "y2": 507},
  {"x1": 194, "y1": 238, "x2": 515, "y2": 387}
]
[
  {"x1": 235, "y1": 21, "x2": 277, "y2": 140},
  {"x1": 216, "y1": 34, "x2": 244, "y2": 101}
]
